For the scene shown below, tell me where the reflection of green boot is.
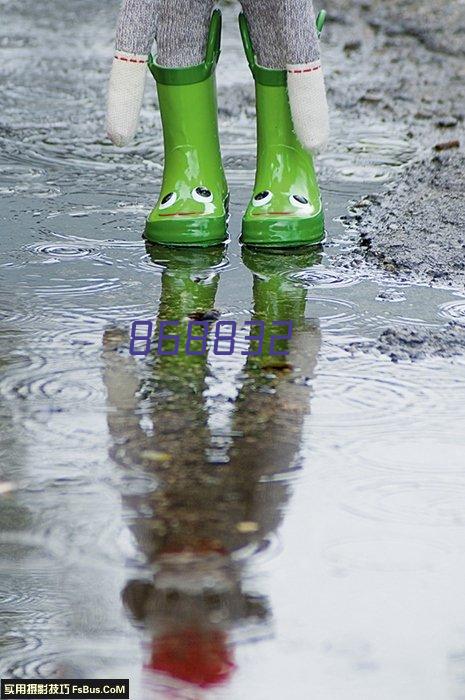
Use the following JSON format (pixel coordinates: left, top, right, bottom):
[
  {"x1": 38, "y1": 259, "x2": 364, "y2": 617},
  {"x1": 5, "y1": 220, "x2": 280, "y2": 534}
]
[
  {"x1": 146, "y1": 243, "x2": 226, "y2": 324},
  {"x1": 145, "y1": 10, "x2": 229, "y2": 248},
  {"x1": 239, "y1": 14, "x2": 325, "y2": 248},
  {"x1": 146, "y1": 244, "x2": 226, "y2": 391},
  {"x1": 242, "y1": 246, "x2": 322, "y2": 365}
]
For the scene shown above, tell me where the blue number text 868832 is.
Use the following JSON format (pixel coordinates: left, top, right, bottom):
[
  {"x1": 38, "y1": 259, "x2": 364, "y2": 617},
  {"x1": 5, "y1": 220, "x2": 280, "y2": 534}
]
[{"x1": 129, "y1": 320, "x2": 293, "y2": 357}]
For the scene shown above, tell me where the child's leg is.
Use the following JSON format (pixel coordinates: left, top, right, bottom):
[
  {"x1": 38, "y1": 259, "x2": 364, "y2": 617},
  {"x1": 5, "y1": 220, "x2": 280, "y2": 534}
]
[
  {"x1": 241, "y1": 0, "x2": 328, "y2": 151},
  {"x1": 108, "y1": 0, "x2": 158, "y2": 146},
  {"x1": 144, "y1": 7, "x2": 229, "y2": 246},
  {"x1": 283, "y1": 0, "x2": 328, "y2": 151},
  {"x1": 115, "y1": 0, "x2": 158, "y2": 55},
  {"x1": 156, "y1": 0, "x2": 216, "y2": 67},
  {"x1": 280, "y1": 0, "x2": 320, "y2": 64},
  {"x1": 107, "y1": 0, "x2": 216, "y2": 145},
  {"x1": 240, "y1": 0, "x2": 285, "y2": 69},
  {"x1": 240, "y1": 0, "x2": 320, "y2": 67}
]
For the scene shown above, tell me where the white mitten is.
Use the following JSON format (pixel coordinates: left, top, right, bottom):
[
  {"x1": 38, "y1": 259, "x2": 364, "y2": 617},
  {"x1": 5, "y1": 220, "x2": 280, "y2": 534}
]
[
  {"x1": 107, "y1": 52, "x2": 148, "y2": 146},
  {"x1": 107, "y1": 0, "x2": 158, "y2": 146},
  {"x1": 287, "y1": 61, "x2": 329, "y2": 152}
]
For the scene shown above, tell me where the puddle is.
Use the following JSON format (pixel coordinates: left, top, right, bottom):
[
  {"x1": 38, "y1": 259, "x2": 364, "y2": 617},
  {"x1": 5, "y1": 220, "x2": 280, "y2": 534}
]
[{"x1": 1, "y1": 2, "x2": 465, "y2": 699}]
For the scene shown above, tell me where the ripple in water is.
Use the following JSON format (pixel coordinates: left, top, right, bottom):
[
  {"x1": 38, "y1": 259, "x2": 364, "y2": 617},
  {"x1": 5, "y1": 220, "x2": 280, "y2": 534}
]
[
  {"x1": 307, "y1": 296, "x2": 359, "y2": 329},
  {"x1": 25, "y1": 243, "x2": 102, "y2": 261},
  {"x1": 2, "y1": 367, "x2": 104, "y2": 408},
  {"x1": 6, "y1": 646, "x2": 133, "y2": 679},
  {"x1": 33, "y1": 277, "x2": 122, "y2": 299},
  {"x1": 341, "y1": 478, "x2": 465, "y2": 528},
  {"x1": 323, "y1": 536, "x2": 450, "y2": 572},
  {"x1": 349, "y1": 432, "x2": 465, "y2": 477},
  {"x1": 0, "y1": 292, "x2": 48, "y2": 328},
  {"x1": 291, "y1": 267, "x2": 357, "y2": 289},
  {"x1": 0, "y1": 633, "x2": 42, "y2": 657},
  {"x1": 438, "y1": 298, "x2": 465, "y2": 322},
  {"x1": 313, "y1": 358, "x2": 440, "y2": 432},
  {"x1": 319, "y1": 122, "x2": 417, "y2": 185},
  {"x1": 40, "y1": 229, "x2": 144, "y2": 251},
  {"x1": 0, "y1": 577, "x2": 50, "y2": 608}
]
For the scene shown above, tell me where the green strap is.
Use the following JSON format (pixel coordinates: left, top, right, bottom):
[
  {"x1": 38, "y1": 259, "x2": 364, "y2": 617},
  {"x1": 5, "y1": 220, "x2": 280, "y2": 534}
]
[
  {"x1": 239, "y1": 9, "x2": 327, "y2": 88},
  {"x1": 316, "y1": 9, "x2": 327, "y2": 36},
  {"x1": 149, "y1": 8, "x2": 222, "y2": 85}
]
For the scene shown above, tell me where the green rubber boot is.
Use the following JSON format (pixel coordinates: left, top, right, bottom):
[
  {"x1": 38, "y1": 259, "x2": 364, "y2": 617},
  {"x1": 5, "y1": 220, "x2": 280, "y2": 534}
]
[
  {"x1": 145, "y1": 10, "x2": 229, "y2": 247},
  {"x1": 145, "y1": 243, "x2": 226, "y2": 391},
  {"x1": 239, "y1": 13, "x2": 326, "y2": 248}
]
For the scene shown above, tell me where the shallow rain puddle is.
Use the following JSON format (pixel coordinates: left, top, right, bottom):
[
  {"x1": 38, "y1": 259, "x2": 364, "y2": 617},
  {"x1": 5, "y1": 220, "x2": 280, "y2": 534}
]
[{"x1": 1, "y1": 2, "x2": 465, "y2": 699}]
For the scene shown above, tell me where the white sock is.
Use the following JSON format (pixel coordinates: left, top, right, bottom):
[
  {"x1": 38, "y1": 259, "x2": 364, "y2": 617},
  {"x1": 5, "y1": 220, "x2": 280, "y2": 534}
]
[
  {"x1": 287, "y1": 61, "x2": 330, "y2": 153},
  {"x1": 106, "y1": 51, "x2": 148, "y2": 147}
]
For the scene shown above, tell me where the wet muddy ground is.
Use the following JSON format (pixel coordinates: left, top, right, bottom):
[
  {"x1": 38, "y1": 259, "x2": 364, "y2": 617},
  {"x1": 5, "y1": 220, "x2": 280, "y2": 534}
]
[{"x1": 1, "y1": 0, "x2": 465, "y2": 698}]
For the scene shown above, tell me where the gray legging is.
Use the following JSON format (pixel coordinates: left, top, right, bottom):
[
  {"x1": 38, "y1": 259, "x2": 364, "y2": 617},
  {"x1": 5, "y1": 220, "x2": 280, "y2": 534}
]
[{"x1": 115, "y1": 0, "x2": 320, "y2": 68}]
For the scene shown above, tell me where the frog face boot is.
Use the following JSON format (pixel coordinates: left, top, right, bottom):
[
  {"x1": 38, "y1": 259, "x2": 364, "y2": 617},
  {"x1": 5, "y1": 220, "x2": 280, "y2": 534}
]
[
  {"x1": 145, "y1": 10, "x2": 229, "y2": 247},
  {"x1": 239, "y1": 10, "x2": 327, "y2": 248}
]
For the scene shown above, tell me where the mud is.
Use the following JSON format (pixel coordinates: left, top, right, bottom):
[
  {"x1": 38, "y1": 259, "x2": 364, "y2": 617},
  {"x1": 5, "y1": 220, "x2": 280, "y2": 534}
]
[
  {"x1": 327, "y1": 0, "x2": 465, "y2": 132},
  {"x1": 220, "y1": 0, "x2": 465, "y2": 299},
  {"x1": 351, "y1": 151, "x2": 465, "y2": 288},
  {"x1": 347, "y1": 321, "x2": 465, "y2": 362},
  {"x1": 326, "y1": 0, "x2": 465, "y2": 292},
  {"x1": 322, "y1": 0, "x2": 465, "y2": 359}
]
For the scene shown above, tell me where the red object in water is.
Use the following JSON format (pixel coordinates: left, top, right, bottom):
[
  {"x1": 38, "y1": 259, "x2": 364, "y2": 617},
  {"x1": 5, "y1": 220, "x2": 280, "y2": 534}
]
[{"x1": 148, "y1": 628, "x2": 236, "y2": 688}]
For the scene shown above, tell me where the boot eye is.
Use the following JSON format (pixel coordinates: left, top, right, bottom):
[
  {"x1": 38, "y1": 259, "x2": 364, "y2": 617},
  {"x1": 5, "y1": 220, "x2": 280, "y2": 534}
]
[
  {"x1": 290, "y1": 194, "x2": 309, "y2": 208},
  {"x1": 253, "y1": 190, "x2": 273, "y2": 207},
  {"x1": 160, "y1": 192, "x2": 177, "y2": 209},
  {"x1": 192, "y1": 186, "x2": 213, "y2": 203}
]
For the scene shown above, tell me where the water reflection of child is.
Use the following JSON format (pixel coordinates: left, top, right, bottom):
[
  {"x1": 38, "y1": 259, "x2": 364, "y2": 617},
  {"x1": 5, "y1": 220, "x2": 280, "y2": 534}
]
[{"x1": 102, "y1": 247, "x2": 322, "y2": 690}]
